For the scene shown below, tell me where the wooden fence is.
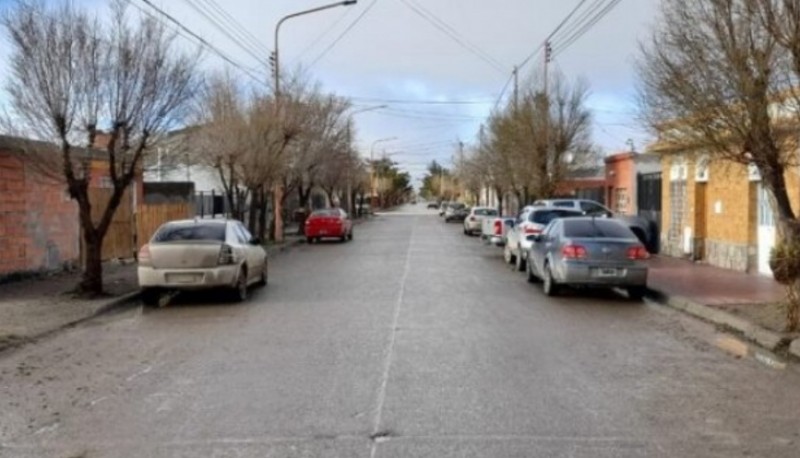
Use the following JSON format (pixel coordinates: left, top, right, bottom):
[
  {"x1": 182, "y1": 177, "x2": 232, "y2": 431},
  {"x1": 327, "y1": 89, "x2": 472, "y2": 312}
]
[
  {"x1": 136, "y1": 202, "x2": 194, "y2": 248},
  {"x1": 83, "y1": 188, "x2": 194, "y2": 261}
]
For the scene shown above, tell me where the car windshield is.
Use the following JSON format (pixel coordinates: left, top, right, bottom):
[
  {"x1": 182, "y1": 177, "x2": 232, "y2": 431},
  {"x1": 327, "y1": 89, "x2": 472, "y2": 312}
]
[
  {"x1": 531, "y1": 210, "x2": 579, "y2": 225},
  {"x1": 311, "y1": 209, "x2": 340, "y2": 217},
  {"x1": 153, "y1": 222, "x2": 226, "y2": 242},
  {"x1": 563, "y1": 219, "x2": 634, "y2": 238}
]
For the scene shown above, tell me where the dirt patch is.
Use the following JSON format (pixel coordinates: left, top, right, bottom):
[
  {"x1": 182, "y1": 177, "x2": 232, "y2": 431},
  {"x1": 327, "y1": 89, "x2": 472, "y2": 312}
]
[{"x1": 710, "y1": 302, "x2": 800, "y2": 335}]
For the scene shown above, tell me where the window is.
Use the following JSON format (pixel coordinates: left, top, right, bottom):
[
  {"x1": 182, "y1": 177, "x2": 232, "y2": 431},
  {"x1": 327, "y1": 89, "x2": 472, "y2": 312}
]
[
  {"x1": 235, "y1": 223, "x2": 253, "y2": 243},
  {"x1": 153, "y1": 222, "x2": 227, "y2": 242},
  {"x1": 530, "y1": 210, "x2": 581, "y2": 225},
  {"x1": 311, "y1": 209, "x2": 341, "y2": 217},
  {"x1": 580, "y1": 201, "x2": 611, "y2": 216},
  {"x1": 474, "y1": 208, "x2": 498, "y2": 216},
  {"x1": 563, "y1": 219, "x2": 634, "y2": 239},
  {"x1": 670, "y1": 156, "x2": 688, "y2": 181},
  {"x1": 552, "y1": 201, "x2": 575, "y2": 208}
]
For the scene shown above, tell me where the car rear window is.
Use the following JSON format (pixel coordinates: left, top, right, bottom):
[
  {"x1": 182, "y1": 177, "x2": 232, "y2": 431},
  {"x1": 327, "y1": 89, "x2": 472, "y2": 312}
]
[
  {"x1": 474, "y1": 208, "x2": 498, "y2": 216},
  {"x1": 530, "y1": 210, "x2": 580, "y2": 225},
  {"x1": 153, "y1": 223, "x2": 226, "y2": 242},
  {"x1": 311, "y1": 209, "x2": 340, "y2": 217},
  {"x1": 451, "y1": 203, "x2": 466, "y2": 210},
  {"x1": 563, "y1": 219, "x2": 634, "y2": 238}
]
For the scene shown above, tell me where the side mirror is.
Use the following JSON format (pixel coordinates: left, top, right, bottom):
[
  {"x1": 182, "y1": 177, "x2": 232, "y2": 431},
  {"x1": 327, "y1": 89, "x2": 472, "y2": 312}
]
[{"x1": 249, "y1": 237, "x2": 262, "y2": 245}]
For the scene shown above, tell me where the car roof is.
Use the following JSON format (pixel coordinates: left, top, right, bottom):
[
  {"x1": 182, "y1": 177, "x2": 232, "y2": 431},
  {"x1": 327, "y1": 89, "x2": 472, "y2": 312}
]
[{"x1": 166, "y1": 219, "x2": 229, "y2": 226}]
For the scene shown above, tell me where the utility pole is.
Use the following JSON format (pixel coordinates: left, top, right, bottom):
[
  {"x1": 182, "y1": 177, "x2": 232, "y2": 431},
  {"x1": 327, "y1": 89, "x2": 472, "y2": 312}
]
[
  {"x1": 513, "y1": 66, "x2": 519, "y2": 111},
  {"x1": 543, "y1": 39, "x2": 553, "y2": 194}
]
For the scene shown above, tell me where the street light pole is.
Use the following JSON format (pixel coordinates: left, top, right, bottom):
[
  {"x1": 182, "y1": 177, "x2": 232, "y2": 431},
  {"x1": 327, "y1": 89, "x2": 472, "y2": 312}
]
[
  {"x1": 345, "y1": 105, "x2": 386, "y2": 215},
  {"x1": 271, "y1": 0, "x2": 357, "y2": 242}
]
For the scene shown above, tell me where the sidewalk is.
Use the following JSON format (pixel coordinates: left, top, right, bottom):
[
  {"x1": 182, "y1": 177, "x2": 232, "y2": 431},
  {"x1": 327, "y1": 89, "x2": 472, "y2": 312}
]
[
  {"x1": 647, "y1": 256, "x2": 800, "y2": 357},
  {"x1": 0, "y1": 263, "x2": 139, "y2": 353}
]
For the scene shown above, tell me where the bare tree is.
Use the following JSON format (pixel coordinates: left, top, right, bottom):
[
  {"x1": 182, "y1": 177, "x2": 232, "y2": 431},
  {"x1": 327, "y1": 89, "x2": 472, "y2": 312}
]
[
  {"x1": 1, "y1": 0, "x2": 200, "y2": 294},
  {"x1": 638, "y1": 0, "x2": 800, "y2": 330}
]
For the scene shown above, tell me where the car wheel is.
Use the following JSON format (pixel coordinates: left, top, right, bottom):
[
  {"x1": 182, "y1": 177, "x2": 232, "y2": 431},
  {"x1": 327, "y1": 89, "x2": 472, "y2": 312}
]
[
  {"x1": 347, "y1": 230, "x2": 354, "y2": 241},
  {"x1": 526, "y1": 258, "x2": 540, "y2": 283},
  {"x1": 515, "y1": 248, "x2": 526, "y2": 272},
  {"x1": 503, "y1": 245, "x2": 515, "y2": 265},
  {"x1": 463, "y1": 227, "x2": 469, "y2": 235},
  {"x1": 542, "y1": 263, "x2": 559, "y2": 297},
  {"x1": 141, "y1": 288, "x2": 161, "y2": 307},
  {"x1": 231, "y1": 267, "x2": 248, "y2": 302},
  {"x1": 306, "y1": 237, "x2": 314, "y2": 244},
  {"x1": 627, "y1": 286, "x2": 646, "y2": 301},
  {"x1": 256, "y1": 262, "x2": 268, "y2": 287}
]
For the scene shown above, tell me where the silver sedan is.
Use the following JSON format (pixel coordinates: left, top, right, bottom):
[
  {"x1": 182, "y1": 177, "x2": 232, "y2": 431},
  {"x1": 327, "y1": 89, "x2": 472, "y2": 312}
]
[{"x1": 525, "y1": 217, "x2": 649, "y2": 300}]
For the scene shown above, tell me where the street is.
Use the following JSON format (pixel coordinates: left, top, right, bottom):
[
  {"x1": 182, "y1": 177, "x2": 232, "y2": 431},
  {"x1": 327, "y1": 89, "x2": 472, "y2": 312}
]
[{"x1": 1, "y1": 206, "x2": 799, "y2": 458}]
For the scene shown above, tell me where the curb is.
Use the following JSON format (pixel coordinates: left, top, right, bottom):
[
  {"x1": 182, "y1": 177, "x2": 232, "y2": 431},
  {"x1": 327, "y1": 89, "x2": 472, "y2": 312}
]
[
  {"x1": 266, "y1": 237, "x2": 305, "y2": 257},
  {"x1": 646, "y1": 289, "x2": 793, "y2": 353},
  {"x1": 0, "y1": 290, "x2": 140, "y2": 356}
]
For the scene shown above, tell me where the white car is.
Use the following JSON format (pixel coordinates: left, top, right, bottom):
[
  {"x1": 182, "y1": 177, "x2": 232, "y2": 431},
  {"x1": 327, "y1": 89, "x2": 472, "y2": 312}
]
[
  {"x1": 463, "y1": 207, "x2": 498, "y2": 235},
  {"x1": 137, "y1": 219, "x2": 268, "y2": 306},
  {"x1": 504, "y1": 207, "x2": 583, "y2": 272}
]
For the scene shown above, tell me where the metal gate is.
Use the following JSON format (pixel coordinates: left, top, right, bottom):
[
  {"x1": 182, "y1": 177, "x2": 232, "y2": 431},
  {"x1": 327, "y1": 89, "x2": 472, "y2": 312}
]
[{"x1": 637, "y1": 172, "x2": 662, "y2": 252}]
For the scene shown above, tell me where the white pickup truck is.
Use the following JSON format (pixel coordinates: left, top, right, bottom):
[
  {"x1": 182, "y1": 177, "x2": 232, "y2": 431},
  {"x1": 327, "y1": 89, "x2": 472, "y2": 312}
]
[{"x1": 481, "y1": 215, "x2": 516, "y2": 246}]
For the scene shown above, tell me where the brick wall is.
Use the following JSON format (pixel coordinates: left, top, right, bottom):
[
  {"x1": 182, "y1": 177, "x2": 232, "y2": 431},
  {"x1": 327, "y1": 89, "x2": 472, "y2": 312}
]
[{"x1": 0, "y1": 151, "x2": 79, "y2": 278}]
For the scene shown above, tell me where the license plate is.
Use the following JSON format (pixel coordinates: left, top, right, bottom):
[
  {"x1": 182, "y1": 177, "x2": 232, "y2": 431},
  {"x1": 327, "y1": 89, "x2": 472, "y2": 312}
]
[
  {"x1": 597, "y1": 268, "x2": 618, "y2": 277},
  {"x1": 168, "y1": 274, "x2": 199, "y2": 284}
]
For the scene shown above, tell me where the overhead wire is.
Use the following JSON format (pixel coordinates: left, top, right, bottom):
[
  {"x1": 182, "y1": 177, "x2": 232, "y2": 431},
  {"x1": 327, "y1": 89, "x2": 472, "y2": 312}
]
[
  {"x1": 398, "y1": 0, "x2": 506, "y2": 75},
  {"x1": 131, "y1": 0, "x2": 267, "y2": 87},
  {"x1": 552, "y1": 0, "x2": 624, "y2": 57},
  {"x1": 294, "y1": 7, "x2": 355, "y2": 63},
  {"x1": 196, "y1": 0, "x2": 269, "y2": 54},
  {"x1": 308, "y1": 0, "x2": 380, "y2": 68},
  {"x1": 180, "y1": 0, "x2": 269, "y2": 66}
]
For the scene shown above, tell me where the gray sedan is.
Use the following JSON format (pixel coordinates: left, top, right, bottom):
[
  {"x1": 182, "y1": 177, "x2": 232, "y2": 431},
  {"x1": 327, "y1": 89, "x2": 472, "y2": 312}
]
[{"x1": 525, "y1": 217, "x2": 649, "y2": 300}]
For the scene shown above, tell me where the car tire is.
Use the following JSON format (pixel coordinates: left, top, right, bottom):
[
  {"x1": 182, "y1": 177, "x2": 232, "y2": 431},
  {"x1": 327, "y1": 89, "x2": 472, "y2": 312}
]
[
  {"x1": 306, "y1": 237, "x2": 314, "y2": 244},
  {"x1": 230, "y1": 267, "x2": 248, "y2": 303},
  {"x1": 542, "y1": 263, "x2": 559, "y2": 297},
  {"x1": 463, "y1": 227, "x2": 469, "y2": 235},
  {"x1": 515, "y1": 248, "x2": 526, "y2": 272},
  {"x1": 627, "y1": 286, "x2": 646, "y2": 301},
  {"x1": 141, "y1": 288, "x2": 161, "y2": 307},
  {"x1": 347, "y1": 230, "x2": 354, "y2": 241},
  {"x1": 526, "y1": 258, "x2": 540, "y2": 283},
  {"x1": 503, "y1": 245, "x2": 515, "y2": 265},
  {"x1": 256, "y1": 262, "x2": 268, "y2": 287}
]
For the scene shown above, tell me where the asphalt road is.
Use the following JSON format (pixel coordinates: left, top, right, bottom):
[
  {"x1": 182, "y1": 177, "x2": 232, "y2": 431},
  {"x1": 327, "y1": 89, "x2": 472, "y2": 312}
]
[{"x1": 2, "y1": 205, "x2": 800, "y2": 458}]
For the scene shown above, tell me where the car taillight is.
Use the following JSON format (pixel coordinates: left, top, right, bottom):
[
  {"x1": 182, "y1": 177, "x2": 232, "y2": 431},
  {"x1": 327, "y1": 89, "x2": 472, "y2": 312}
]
[
  {"x1": 218, "y1": 244, "x2": 235, "y2": 265},
  {"x1": 524, "y1": 226, "x2": 542, "y2": 234},
  {"x1": 494, "y1": 220, "x2": 502, "y2": 235},
  {"x1": 562, "y1": 244, "x2": 588, "y2": 259},
  {"x1": 138, "y1": 244, "x2": 151, "y2": 266},
  {"x1": 627, "y1": 245, "x2": 650, "y2": 260}
]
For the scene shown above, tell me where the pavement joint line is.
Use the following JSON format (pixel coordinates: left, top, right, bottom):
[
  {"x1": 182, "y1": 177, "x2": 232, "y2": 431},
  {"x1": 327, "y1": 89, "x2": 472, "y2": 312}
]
[{"x1": 369, "y1": 217, "x2": 415, "y2": 457}]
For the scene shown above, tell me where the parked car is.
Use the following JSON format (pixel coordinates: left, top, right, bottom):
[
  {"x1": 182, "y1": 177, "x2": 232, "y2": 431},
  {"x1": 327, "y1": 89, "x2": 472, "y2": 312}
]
[
  {"x1": 505, "y1": 207, "x2": 584, "y2": 272},
  {"x1": 427, "y1": 202, "x2": 439, "y2": 209},
  {"x1": 305, "y1": 208, "x2": 353, "y2": 243},
  {"x1": 533, "y1": 198, "x2": 659, "y2": 253},
  {"x1": 463, "y1": 207, "x2": 499, "y2": 235},
  {"x1": 445, "y1": 206, "x2": 471, "y2": 223},
  {"x1": 137, "y1": 219, "x2": 268, "y2": 306},
  {"x1": 525, "y1": 217, "x2": 650, "y2": 299},
  {"x1": 480, "y1": 215, "x2": 515, "y2": 245},
  {"x1": 443, "y1": 202, "x2": 466, "y2": 220}
]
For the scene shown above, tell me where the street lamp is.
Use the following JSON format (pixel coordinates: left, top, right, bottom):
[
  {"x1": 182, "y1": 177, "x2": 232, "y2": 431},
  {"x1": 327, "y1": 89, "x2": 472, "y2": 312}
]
[
  {"x1": 369, "y1": 137, "x2": 398, "y2": 210},
  {"x1": 271, "y1": 0, "x2": 357, "y2": 242},
  {"x1": 274, "y1": 1, "x2": 357, "y2": 97}
]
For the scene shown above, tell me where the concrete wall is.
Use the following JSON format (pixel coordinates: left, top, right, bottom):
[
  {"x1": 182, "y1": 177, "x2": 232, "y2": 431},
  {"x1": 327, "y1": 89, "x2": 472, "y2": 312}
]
[{"x1": 0, "y1": 152, "x2": 79, "y2": 277}]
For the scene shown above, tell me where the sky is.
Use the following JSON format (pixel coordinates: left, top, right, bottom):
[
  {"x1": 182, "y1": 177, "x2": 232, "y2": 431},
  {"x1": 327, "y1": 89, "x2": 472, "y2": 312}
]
[{"x1": 0, "y1": 0, "x2": 660, "y2": 187}]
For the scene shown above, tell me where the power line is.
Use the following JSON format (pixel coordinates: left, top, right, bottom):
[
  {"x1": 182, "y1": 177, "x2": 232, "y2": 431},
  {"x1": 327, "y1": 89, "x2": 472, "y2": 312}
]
[
  {"x1": 180, "y1": 0, "x2": 269, "y2": 66},
  {"x1": 294, "y1": 7, "x2": 355, "y2": 63},
  {"x1": 518, "y1": 0, "x2": 590, "y2": 69},
  {"x1": 131, "y1": 0, "x2": 267, "y2": 87},
  {"x1": 553, "y1": 0, "x2": 623, "y2": 57},
  {"x1": 398, "y1": 0, "x2": 506, "y2": 75},
  {"x1": 196, "y1": 0, "x2": 268, "y2": 55},
  {"x1": 492, "y1": 72, "x2": 515, "y2": 112},
  {"x1": 308, "y1": 0, "x2": 380, "y2": 69},
  {"x1": 350, "y1": 96, "x2": 494, "y2": 105},
  {"x1": 549, "y1": 0, "x2": 606, "y2": 46}
]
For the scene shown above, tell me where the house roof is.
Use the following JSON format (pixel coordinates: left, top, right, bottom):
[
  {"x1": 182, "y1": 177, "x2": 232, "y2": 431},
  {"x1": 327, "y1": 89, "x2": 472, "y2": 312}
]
[{"x1": 565, "y1": 166, "x2": 605, "y2": 180}]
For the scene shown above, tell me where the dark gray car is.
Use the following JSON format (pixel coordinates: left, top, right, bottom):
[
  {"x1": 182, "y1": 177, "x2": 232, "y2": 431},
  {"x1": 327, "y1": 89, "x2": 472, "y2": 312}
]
[{"x1": 526, "y1": 217, "x2": 650, "y2": 300}]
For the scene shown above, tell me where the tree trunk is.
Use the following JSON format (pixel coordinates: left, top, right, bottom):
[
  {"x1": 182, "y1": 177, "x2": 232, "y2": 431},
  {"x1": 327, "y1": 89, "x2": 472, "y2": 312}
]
[
  {"x1": 257, "y1": 188, "x2": 268, "y2": 241},
  {"x1": 495, "y1": 187, "x2": 504, "y2": 216},
  {"x1": 79, "y1": 228, "x2": 104, "y2": 295},
  {"x1": 247, "y1": 186, "x2": 260, "y2": 235}
]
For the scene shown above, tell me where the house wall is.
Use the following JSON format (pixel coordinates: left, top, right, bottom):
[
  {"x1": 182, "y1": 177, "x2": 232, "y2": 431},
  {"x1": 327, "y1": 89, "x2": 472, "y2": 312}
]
[
  {"x1": 605, "y1": 153, "x2": 637, "y2": 214},
  {"x1": 0, "y1": 151, "x2": 79, "y2": 277},
  {"x1": 703, "y1": 160, "x2": 755, "y2": 271}
]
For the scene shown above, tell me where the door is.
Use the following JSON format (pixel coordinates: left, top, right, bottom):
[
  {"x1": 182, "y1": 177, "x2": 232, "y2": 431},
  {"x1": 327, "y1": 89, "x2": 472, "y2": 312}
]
[{"x1": 757, "y1": 184, "x2": 776, "y2": 275}]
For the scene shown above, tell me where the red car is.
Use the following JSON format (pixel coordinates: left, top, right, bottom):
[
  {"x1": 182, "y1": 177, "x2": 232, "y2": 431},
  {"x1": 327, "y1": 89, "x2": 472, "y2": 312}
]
[{"x1": 305, "y1": 208, "x2": 353, "y2": 243}]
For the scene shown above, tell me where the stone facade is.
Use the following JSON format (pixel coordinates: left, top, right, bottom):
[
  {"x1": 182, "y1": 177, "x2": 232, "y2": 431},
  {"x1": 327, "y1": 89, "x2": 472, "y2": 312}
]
[{"x1": 705, "y1": 239, "x2": 752, "y2": 272}]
